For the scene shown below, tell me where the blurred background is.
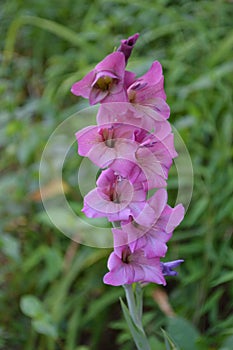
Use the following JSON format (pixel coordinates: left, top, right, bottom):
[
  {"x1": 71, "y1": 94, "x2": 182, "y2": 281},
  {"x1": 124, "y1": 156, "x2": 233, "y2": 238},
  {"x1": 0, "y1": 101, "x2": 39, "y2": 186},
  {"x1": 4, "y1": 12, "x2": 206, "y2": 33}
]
[{"x1": 1, "y1": 0, "x2": 233, "y2": 349}]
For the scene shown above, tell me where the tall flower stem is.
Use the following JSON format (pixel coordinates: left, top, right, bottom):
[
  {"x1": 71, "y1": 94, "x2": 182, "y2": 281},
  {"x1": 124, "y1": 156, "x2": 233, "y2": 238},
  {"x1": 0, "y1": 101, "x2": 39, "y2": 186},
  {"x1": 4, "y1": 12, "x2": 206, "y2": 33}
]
[{"x1": 122, "y1": 284, "x2": 151, "y2": 350}]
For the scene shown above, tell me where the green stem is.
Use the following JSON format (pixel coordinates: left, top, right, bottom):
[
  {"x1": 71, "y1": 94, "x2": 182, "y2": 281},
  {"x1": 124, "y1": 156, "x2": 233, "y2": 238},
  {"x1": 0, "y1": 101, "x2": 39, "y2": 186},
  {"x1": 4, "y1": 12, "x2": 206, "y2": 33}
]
[
  {"x1": 123, "y1": 284, "x2": 151, "y2": 350},
  {"x1": 123, "y1": 284, "x2": 143, "y2": 330}
]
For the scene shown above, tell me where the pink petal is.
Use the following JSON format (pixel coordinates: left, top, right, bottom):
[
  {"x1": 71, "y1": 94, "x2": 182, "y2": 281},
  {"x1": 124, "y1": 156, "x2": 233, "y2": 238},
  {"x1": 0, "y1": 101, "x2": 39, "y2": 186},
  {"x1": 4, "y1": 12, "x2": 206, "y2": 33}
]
[
  {"x1": 71, "y1": 70, "x2": 95, "y2": 98},
  {"x1": 141, "y1": 260, "x2": 166, "y2": 285},
  {"x1": 95, "y1": 52, "x2": 125, "y2": 79},
  {"x1": 140, "y1": 61, "x2": 163, "y2": 86},
  {"x1": 75, "y1": 125, "x2": 102, "y2": 156},
  {"x1": 107, "y1": 251, "x2": 122, "y2": 269},
  {"x1": 89, "y1": 87, "x2": 109, "y2": 105},
  {"x1": 104, "y1": 263, "x2": 135, "y2": 286},
  {"x1": 166, "y1": 204, "x2": 185, "y2": 232},
  {"x1": 133, "y1": 202, "x2": 157, "y2": 227},
  {"x1": 124, "y1": 70, "x2": 137, "y2": 88},
  {"x1": 148, "y1": 189, "x2": 168, "y2": 219}
]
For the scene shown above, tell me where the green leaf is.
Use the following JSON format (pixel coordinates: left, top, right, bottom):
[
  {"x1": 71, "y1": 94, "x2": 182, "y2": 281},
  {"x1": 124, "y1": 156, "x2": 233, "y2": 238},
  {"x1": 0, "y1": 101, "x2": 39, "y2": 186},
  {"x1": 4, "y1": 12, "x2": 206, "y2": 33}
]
[
  {"x1": 149, "y1": 336, "x2": 167, "y2": 350},
  {"x1": 20, "y1": 295, "x2": 43, "y2": 318},
  {"x1": 135, "y1": 283, "x2": 143, "y2": 321},
  {"x1": 82, "y1": 289, "x2": 123, "y2": 325},
  {"x1": 166, "y1": 317, "x2": 200, "y2": 350},
  {"x1": 220, "y1": 335, "x2": 233, "y2": 350},
  {"x1": 3, "y1": 15, "x2": 84, "y2": 64},
  {"x1": 211, "y1": 271, "x2": 233, "y2": 287},
  {"x1": 120, "y1": 298, "x2": 150, "y2": 350},
  {"x1": 0, "y1": 233, "x2": 21, "y2": 262},
  {"x1": 161, "y1": 329, "x2": 179, "y2": 350},
  {"x1": 32, "y1": 318, "x2": 57, "y2": 339}
]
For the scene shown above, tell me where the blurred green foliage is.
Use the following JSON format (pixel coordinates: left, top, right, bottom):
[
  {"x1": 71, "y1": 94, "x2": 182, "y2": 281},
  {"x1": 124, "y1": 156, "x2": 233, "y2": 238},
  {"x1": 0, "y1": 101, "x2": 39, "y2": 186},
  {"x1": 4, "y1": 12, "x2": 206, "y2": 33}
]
[{"x1": 1, "y1": 0, "x2": 233, "y2": 349}]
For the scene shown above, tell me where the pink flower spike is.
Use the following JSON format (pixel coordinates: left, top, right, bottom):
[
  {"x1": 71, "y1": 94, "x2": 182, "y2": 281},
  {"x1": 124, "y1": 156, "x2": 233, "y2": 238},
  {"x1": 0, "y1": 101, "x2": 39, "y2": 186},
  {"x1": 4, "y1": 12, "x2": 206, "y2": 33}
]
[{"x1": 71, "y1": 52, "x2": 127, "y2": 105}]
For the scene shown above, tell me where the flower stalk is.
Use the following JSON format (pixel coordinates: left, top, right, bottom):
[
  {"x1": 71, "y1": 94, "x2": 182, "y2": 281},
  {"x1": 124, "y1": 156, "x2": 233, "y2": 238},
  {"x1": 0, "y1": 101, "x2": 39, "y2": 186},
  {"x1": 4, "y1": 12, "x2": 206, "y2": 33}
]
[{"x1": 122, "y1": 283, "x2": 151, "y2": 350}]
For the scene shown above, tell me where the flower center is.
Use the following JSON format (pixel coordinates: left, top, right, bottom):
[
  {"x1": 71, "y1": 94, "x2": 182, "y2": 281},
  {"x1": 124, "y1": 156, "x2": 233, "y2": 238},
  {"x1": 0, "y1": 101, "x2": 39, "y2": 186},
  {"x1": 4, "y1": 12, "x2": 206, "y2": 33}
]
[
  {"x1": 99, "y1": 127, "x2": 115, "y2": 148},
  {"x1": 122, "y1": 247, "x2": 132, "y2": 264},
  {"x1": 127, "y1": 81, "x2": 147, "y2": 103},
  {"x1": 128, "y1": 89, "x2": 136, "y2": 103},
  {"x1": 94, "y1": 75, "x2": 114, "y2": 91},
  {"x1": 108, "y1": 175, "x2": 123, "y2": 203}
]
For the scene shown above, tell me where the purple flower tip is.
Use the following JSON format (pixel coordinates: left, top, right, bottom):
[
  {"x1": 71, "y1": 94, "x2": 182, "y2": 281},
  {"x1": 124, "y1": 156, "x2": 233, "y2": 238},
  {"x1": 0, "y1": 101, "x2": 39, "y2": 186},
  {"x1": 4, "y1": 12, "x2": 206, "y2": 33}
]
[
  {"x1": 117, "y1": 33, "x2": 140, "y2": 64},
  {"x1": 161, "y1": 259, "x2": 184, "y2": 276}
]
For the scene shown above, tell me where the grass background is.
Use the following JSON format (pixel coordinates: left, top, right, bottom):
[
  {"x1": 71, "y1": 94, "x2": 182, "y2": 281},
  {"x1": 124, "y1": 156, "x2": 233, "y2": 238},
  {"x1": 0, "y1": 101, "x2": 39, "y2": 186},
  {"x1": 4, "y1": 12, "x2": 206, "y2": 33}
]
[{"x1": 1, "y1": 0, "x2": 233, "y2": 349}]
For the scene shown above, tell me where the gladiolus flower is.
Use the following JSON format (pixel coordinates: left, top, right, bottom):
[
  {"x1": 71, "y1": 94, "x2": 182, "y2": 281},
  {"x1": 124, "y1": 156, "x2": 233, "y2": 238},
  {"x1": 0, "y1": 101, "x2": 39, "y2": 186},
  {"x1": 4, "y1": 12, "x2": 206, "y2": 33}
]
[
  {"x1": 71, "y1": 52, "x2": 127, "y2": 105},
  {"x1": 103, "y1": 243, "x2": 166, "y2": 286}
]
